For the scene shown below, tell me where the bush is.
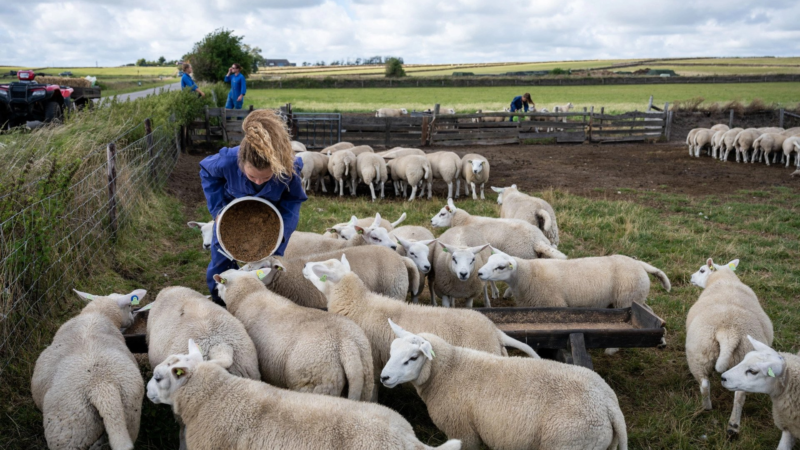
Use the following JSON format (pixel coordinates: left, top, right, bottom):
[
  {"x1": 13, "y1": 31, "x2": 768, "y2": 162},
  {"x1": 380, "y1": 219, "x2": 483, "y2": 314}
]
[
  {"x1": 184, "y1": 28, "x2": 254, "y2": 82},
  {"x1": 551, "y1": 68, "x2": 569, "y2": 75},
  {"x1": 385, "y1": 58, "x2": 406, "y2": 78}
]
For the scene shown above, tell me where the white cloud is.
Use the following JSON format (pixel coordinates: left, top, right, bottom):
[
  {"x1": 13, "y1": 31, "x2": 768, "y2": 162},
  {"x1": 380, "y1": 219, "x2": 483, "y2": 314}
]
[{"x1": 0, "y1": 0, "x2": 799, "y2": 67}]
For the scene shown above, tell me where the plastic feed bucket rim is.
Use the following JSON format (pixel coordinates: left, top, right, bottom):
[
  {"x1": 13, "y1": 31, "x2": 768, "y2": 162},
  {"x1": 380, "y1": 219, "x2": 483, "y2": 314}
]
[{"x1": 216, "y1": 196, "x2": 284, "y2": 262}]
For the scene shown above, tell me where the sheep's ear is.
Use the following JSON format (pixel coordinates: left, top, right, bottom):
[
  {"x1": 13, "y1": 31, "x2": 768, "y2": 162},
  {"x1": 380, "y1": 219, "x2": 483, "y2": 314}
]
[
  {"x1": 213, "y1": 274, "x2": 227, "y2": 285},
  {"x1": 470, "y1": 244, "x2": 491, "y2": 255},
  {"x1": 340, "y1": 254, "x2": 351, "y2": 272},
  {"x1": 447, "y1": 198, "x2": 456, "y2": 210},
  {"x1": 511, "y1": 184, "x2": 517, "y2": 189},
  {"x1": 396, "y1": 236, "x2": 412, "y2": 249},
  {"x1": 172, "y1": 365, "x2": 190, "y2": 380},
  {"x1": 706, "y1": 258, "x2": 715, "y2": 269},
  {"x1": 311, "y1": 264, "x2": 340, "y2": 283},
  {"x1": 491, "y1": 186, "x2": 503, "y2": 193},
  {"x1": 272, "y1": 260, "x2": 285, "y2": 272},
  {"x1": 187, "y1": 221, "x2": 203, "y2": 230},
  {"x1": 419, "y1": 339, "x2": 435, "y2": 360},
  {"x1": 187, "y1": 339, "x2": 203, "y2": 360},
  {"x1": 747, "y1": 335, "x2": 775, "y2": 354},
  {"x1": 254, "y1": 268, "x2": 272, "y2": 281},
  {"x1": 371, "y1": 213, "x2": 382, "y2": 228},
  {"x1": 354, "y1": 226, "x2": 364, "y2": 235},
  {"x1": 348, "y1": 215, "x2": 358, "y2": 226},
  {"x1": 73, "y1": 289, "x2": 96, "y2": 301},
  {"x1": 438, "y1": 241, "x2": 451, "y2": 253},
  {"x1": 726, "y1": 259, "x2": 739, "y2": 271},
  {"x1": 388, "y1": 318, "x2": 412, "y2": 338},
  {"x1": 119, "y1": 289, "x2": 147, "y2": 307}
]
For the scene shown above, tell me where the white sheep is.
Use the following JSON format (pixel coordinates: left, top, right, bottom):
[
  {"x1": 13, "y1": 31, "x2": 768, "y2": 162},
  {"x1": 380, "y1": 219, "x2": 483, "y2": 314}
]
[
  {"x1": 297, "y1": 151, "x2": 329, "y2": 193},
  {"x1": 380, "y1": 322, "x2": 627, "y2": 450},
  {"x1": 491, "y1": 184, "x2": 559, "y2": 247},
  {"x1": 327, "y1": 149, "x2": 357, "y2": 196},
  {"x1": 356, "y1": 152, "x2": 388, "y2": 201},
  {"x1": 437, "y1": 106, "x2": 456, "y2": 114},
  {"x1": 693, "y1": 129, "x2": 715, "y2": 158},
  {"x1": 781, "y1": 127, "x2": 800, "y2": 136},
  {"x1": 187, "y1": 220, "x2": 214, "y2": 250},
  {"x1": 347, "y1": 145, "x2": 375, "y2": 157},
  {"x1": 146, "y1": 286, "x2": 260, "y2": 380},
  {"x1": 391, "y1": 225, "x2": 436, "y2": 303},
  {"x1": 32, "y1": 289, "x2": 146, "y2": 450},
  {"x1": 711, "y1": 129, "x2": 728, "y2": 159},
  {"x1": 377, "y1": 147, "x2": 426, "y2": 159},
  {"x1": 461, "y1": 153, "x2": 489, "y2": 200},
  {"x1": 722, "y1": 336, "x2": 800, "y2": 450},
  {"x1": 302, "y1": 255, "x2": 538, "y2": 377},
  {"x1": 214, "y1": 268, "x2": 374, "y2": 401},
  {"x1": 686, "y1": 258, "x2": 774, "y2": 437},
  {"x1": 785, "y1": 137, "x2": 800, "y2": 168},
  {"x1": 710, "y1": 124, "x2": 730, "y2": 133},
  {"x1": 431, "y1": 198, "x2": 566, "y2": 260},
  {"x1": 734, "y1": 128, "x2": 762, "y2": 163},
  {"x1": 291, "y1": 141, "x2": 307, "y2": 152},
  {"x1": 146, "y1": 340, "x2": 462, "y2": 450},
  {"x1": 752, "y1": 133, "x2": 788, "y2": 166},
  {"x1": 324, "y1": 212, "x2": 406, "y2": 240},
  {"x1": 758, "y1": 127, "x2": 784, "y2": 134},
  {"x1": 388, "y1": 154, "x2": 431, "y2": 201},
  {"x1": 720, "y1": 128, "x2": 744, "y2": 161},
  {"x1": 686, "y1": 128, "x2": 706, "y2": 156},
  {"x1": 474, "y1": 109, "x2": 506, "y2": 123},
  {"x1": 375, "y1": 108, "x2": 409, "y2": 117},
  {"x1": 320, "y1": 141, "x2": 354, "y2": 154},
  {"x1": 429, "y1": 226, "x2": 493, "y2": 308},
  {"x1": 286, "y1": 220, "x2": 401, "y2": 257},
  {"x1": 426, "y1": 151, "x2": 463, "y2": 199}
]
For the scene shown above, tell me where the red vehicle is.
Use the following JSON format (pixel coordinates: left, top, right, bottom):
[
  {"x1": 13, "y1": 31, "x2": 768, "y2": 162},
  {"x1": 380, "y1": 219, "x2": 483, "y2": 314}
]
[{"x1": 0, "y1": 70, "x2": 74, "y2": 128}]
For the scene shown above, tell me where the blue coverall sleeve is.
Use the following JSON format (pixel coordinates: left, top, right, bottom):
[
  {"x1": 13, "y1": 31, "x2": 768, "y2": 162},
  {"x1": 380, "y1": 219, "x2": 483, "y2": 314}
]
[
  {"x1": 240, "y1": 76, "x2": 246, "y2": 96},
  {"x1": 273, "y1": 159, "x2": 308, "y2": 256},
  {"x1": 199, "y1": 152, "x2": 228, "y2": 218},
  {"x1": 182, "y1": 74, "x2": 197, "y2": 91},
  {"x1": 224, "y1": 75, "x2": 232, "y2": 83}
]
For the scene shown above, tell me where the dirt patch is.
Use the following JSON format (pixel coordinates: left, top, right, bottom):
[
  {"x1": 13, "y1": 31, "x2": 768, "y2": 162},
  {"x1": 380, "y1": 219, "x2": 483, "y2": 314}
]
[
  {"x1": 166, "y1": 151, "x2": 208, "y2": 211},
  {"x1": 218, "y1": 199, "x2": 282, "y2": 262}
]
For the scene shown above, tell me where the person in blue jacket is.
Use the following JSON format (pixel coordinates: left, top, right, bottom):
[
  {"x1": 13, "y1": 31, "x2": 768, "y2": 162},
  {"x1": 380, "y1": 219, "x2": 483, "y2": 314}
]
[
  {"x1": 508, "y1": 92, "x2": 532, "y2": 121},
  {"x1": 224, "y1": 63, "x2": 246, "y2": 109},
  {"x1": 200, "y1": 109, "x2": 307, "y2": 305},
  {"x1": 180, "y1": 63, "x2": 205, "y2": 97}
]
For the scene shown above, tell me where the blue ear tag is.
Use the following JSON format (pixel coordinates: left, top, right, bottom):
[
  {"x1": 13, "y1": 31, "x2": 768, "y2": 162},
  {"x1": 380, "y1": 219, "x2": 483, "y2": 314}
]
[
  {"x1": 256, "y1": 270, "x2": 266, "y2": 280},
  {"x1": 130, "y1": 295, "x2": 140, "y2": 306},
  {"x1": 768, "y1": 367, "x2": 776, "y2": 377},
  {"x1": 320, "y1": 275, "x2": 328, "y2": 282}
]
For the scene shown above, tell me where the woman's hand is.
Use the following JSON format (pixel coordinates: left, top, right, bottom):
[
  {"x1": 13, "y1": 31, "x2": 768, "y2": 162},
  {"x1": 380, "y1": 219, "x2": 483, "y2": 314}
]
[
  {"x1": 237, "y1": 95, "x2": 243, "y2": 102},
  {"x1": 198, "y1": 89, "x2": 205, "y2": 97}
]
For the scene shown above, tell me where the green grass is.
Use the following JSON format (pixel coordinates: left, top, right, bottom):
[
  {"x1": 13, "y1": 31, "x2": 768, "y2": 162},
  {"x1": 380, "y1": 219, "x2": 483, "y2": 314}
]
[{"x1": 244, "y1": 82, "x2": 800, "y2": 113}]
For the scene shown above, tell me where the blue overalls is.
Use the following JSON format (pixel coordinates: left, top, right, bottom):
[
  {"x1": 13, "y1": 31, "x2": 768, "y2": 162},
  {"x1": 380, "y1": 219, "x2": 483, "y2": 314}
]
[
  {"x1": 224, "y1": 73, "x2": 246, "y2": 109},
  {"x1": 509, "y1": 95, "x2": 529, "y2": 121},
  {"x1": 200, "y1": 147, "x2": 307, "y2": 304},
  {"x1": 181, "y1": 73, "x2": 198, "y2": 92}
]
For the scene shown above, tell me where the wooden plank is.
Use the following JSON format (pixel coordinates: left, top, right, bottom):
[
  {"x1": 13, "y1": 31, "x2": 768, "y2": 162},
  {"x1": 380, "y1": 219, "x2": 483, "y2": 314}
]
[
  {"x1": 569, "y1": 333, "x2": 593, "y2": 369},
  {"x1": 557, "y1": 135, "x2": 587, "y2": 143},
  {"x1": 435, "y1": 137, "x2": 519, "y2": 146},
  {"x1": 590, "y1": 112, "x2": 665, "y2": 120},
  {"x1": 432, "y1": 131, "x2": 519, "y2": 141},
  {"x1": 437, "y1": 111, "x2": 590, "y2": 120},
  {"x1": 597, "y1": 120, "x2": 665, "y2": 127},
  {"x1": 592, "y1": 129, "x2": 663, "y2": 136},
  {"x1": 520, "y1": 132, "x2": 584, "y2": 140},
  {"x1": 457, "y1": 121, "x2": 519, "y2": 128},
  {"x1": 519, "y1": 121, "x2": 586, "y2": 130},
  {"x1": 630, "y1": 302, "x2": 666, "y2": 330},
  {"x1": 595, "y1": 136, "x2": 652, "y2": 143}
]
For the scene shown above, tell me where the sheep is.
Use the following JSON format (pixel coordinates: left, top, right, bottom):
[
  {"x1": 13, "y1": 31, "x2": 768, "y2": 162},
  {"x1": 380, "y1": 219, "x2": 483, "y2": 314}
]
[
  {"x1": 491, "y1": 184, "x2": 559, "y2": 247},
  {"x1": 693, "y1": 129, "x2": 716, "y2": 157},
  {"x1": 302, "y1": 254, "x2": 538, "y2": 377},
  {"x1": 31, "y1": 289, "x2": 146, "y2": 450},
  {"x1": 431, "y1": 198, "x2": 566, "y2": 261},
  {"x1": 187, "y1": 220, "x2": 214, "y2": 250},
  {"x1": 438, "y1": 106, "x2": 456, "y2": 114},
  {"x1": 733, "y1": 128, "x2": 762, "y2": 163},
  {"x1": 356, "y1": 152, "x2": 388, "y2": 201},
  {"x1": 146, "y1": 286, "x2": 260, "y2": 380},
  {"x1": 461, "y1": 153, "x2": 489, "y2": 200},
  {"x1": 246, "y1": 244, "x2": 419, "y2": 307},
  {"x1": 784, "y1": 136, "x2": 800, "y2": 168},
  {"x1": 375, "y1": 108, "x2": 408, "y2": 117},
  {"x1": 380, "y1": 322, "x2": 627, "y2": 450},
  {"x1": 752, "y1": 133, "x2": 788, "y2": 166},
  {"x1": 722, "y1": 336, "x2": 800, "y2": 450},
  {"x1": 781, "y1": 127, "x2": 800, "y2": 136},
  {"x1": 147, "y1": 340, "x2": 462, "y2": 450},
  {"x1": 686, "y1": 258, "x2": 774, "y2": 437},
  {"x1": 320, "y1": 141, "x2": 354, "y2": 154},
  {"x1": 388, "y1": 154, "x2": 431, "y2": 201},
  {"x1": 758, "y1": 127, "x2": 784, "y2": 134},
  {"x1": 286, "y1": 221, "x2": 399, "y2": 258},
  {"x1": 291, "y1": 141, "x2": 307, "y2": 152},
  {"x1": 327, "y1": 149, "x2": 357, "y2": 196},
  {"x1": 347, "y1": 145, "x2": 375, "y2": 157},
  {"x1": 710, "y1": 124, "x2": 730, "y2": 133},
  {"x1": 324, "y1": 212, "x2": 407, "y2": 240},
  {"x1": 686, "y1": 128, "x2": 706, "y2": 156},
  {"x1": 720, "y1": 128, "x2": 744, "y2": 161},
  {"x1": 426, "y1": 151, "x2": 463, "y2": 199},
  {"x1": 390, "y1": 225, "x2": 436, "y2": 303},
  {"x1": 711, "y1": 129, "x2": 728, "y2": 159},
  {"x1": 429, "y1": 227, "x2": 494, "y2": 308},
  {"x1": 297, "y1": 151, "x2": 329, "y2": 193},
  {"x1": 474, "y1": 109, "x2": 506, "y2": 123},
  {"x1": 213, "y1": 268, "x2": 374, "y2": 401},
  {"x1": 377, "y1": 147, "x2": 426, "y2": 159}
]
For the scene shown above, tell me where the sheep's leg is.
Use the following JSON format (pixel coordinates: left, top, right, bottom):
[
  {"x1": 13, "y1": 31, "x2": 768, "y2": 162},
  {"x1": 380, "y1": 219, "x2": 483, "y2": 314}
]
[
  {"x1": 470, "y1": 182, "x2": 477, "y2": 200},
  {"x1": 351, "y1": 178, "x2": 357, "y2": 196},
  {"x1": 418, "y1": 180, "x2": 425, "y2": 198},
  {"x1": 464, "y1": 181, "x2": 470, "y2": 196},
  {"x1": 455, "y1": 179, "x2": 461, "y2": 198},
  {"x1": 777, "y1": 431, "x2": 796, "y2": 450},
  {"x1": 408, "y1": 185, "x2": 417, "y2": 202},
  {"x1": 320, "y1": 177, "x2": 327, "y2": 193},
  {"x1": 766, "y1": 152, "x2": 771, "y2": 166},
  {"x1": 465, "y1": 297, "x2": 474, "y2": 308},
  {"x1": 700, "y1": 378, "x2": 712, "y2": 411},
  {"x1": 480, "y1": 183, "x2": 485, "y2": 200},
  {"x1": 380, "y1": 181, "x2": 385, "y2": 198},
  {"x1": 490, "y1": 282, "x2": 499, "y2": 299},
  {"x1": 402, "y1": 182, "x2": 408, "y2": 198},
  {"x1": 369, "y1": 182, "x2": 376, "y2": 202},
  {"x1": 427, "y1": 181, "x2": 433, "y2": 199},
  {"x1": 727, "y1": 390, "x2": 746, "y2": 438},
  {"x1": 447, "y1": 181, "x2": 453, "y2": 199},
  {"x1": 482, "y1": 285, "x2": 491, "y2": 308},
  {"x1": 441, "y1": 295, "x2": 451, "y2": 308},
  {"x1": 503, "y1": 287, "x2": 513, "y2": 299},
  {"x1": 392, "y1": 180, "x2": 399, "y2": 196},
  {"x1": 338, "y1": 179, "x2": 344, "y2": 197}
]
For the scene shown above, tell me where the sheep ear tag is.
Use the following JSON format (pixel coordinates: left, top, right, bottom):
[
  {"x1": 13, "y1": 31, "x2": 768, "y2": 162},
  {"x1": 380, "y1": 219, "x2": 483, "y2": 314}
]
[
  {"x1": 256, "y1": 270, "x2": 267, "y2": 280},
  {"x1": 442, "y1": 247, "x2": 449, "y2": 253},
  {"x1": 728, "y1": 263, "x2": 737, "y2": 271},
  {"x1": 768, "y1": 367, "x2": 776, "y2": 378},
  {"x1": 320, "y1": 274, "x2": 328, "y2": 282},
  {"x1": 130, "y1": 295, "x2": 140, "y2": 306},
  {"x1": 508, "y1": 263, "x2": 513, "y2": 270}
]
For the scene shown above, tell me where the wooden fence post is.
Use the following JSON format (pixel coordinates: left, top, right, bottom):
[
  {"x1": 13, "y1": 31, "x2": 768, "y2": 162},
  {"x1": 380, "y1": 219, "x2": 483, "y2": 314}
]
[
  {"x1": 421, "y1": 116, "x2": 429, "y2": 147},
  {"x1": 779, "y1": 108, "x2": 785, "y2": 128},
  {"x1": 665, "y1": 110, "x2": 674, "y2": 141},
  {"x1": 385, "y1": 117, "x2": 392, "y2": 147},
  {"x1": 647, "y1": 95, "x2": 654, "y2": 112},
  {"x1": 588, "y1": 106, "x2": 594, "y2": 142},
  {"x1": 729, "y1": 109, "x2": 735, "y2": 128},
  {"x1": 204, "y1": 106, "x2": 210, "y2": 143},
  {"x1": 599, "y1": 107, "x2": 604, "y2": 134},
  {"x1": 107, "y1": 142, "x2": 118, "y2": 239},
  {"x1": 144, "y1": 118, "x2": 155, "y2": 182}
]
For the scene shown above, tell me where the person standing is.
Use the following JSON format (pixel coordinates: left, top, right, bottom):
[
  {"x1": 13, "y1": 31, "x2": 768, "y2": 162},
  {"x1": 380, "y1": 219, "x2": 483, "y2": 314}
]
[
  {"x1": 508, "y1": 92, "x2": 533, "y2": 121},
  {"x1": 180, "y1": 63, "x2": 204, "y2": 97},
  {"x1": 199, "y1": 109, "x2": 307, "y2": 305},
  {"x1": 224, "y1": 63, "x2": 246, "y2": 110}
]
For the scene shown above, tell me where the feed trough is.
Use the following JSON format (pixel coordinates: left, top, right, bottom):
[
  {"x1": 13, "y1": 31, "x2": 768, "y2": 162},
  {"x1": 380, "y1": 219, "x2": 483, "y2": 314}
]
[{"x1": 216, "y1": 197, "x2": 284, "y2": 263}]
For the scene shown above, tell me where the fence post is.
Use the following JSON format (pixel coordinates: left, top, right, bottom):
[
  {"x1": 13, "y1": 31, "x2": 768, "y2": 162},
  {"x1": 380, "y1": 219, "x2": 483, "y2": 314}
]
[
  {"x1": 729, "y1": 109, "x2": 735, "y2": 128},
  {"x1": 421, "y1": 116, "x2": 429, "y2": 147},
  {"x1": 385, "y1": 117, "x2": 392, "y2": 147},
  {"x1": 588, "y1": 106, "x2": 594, "y2": 143},
  {"x1": 145, "y1": 118, "x2": 155, "y2": 182},
  {"x1": 599, "y1": 107, "x2": 604, "y2": 134},
  {"x1": 665, "y1": 111, "x2": 674, "y2": 141},
  {"x1": 204, "y1": 106, "x2": 210, "y2": 144},
  {"x1": 106, "y1": 142, "x2": 118, "y2": 239},
  {"x1": 647, "y1": 95, "x2": 653, "y2": 112},
  {"x1": 779, "y1": 108, "x2": 784, "y2": 128}
]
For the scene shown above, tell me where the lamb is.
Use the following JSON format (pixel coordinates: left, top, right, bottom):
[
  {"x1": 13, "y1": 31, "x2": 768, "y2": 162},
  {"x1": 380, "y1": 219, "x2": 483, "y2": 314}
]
[
  {"x1": 474, "y1": 109, "x2": 506, "y2": 123},
  {"x1": 291, "y1": 141, "x2": 307, "y2": 152},
  {"x1": 297, "y1": 151, "x2": 329, "y2": 193},
  {"x1": 388, "y1": 154, "x2": 431, "y2": 201},
  {"x1": 187, "y1": 220, "x2": 214, "y2": 250},
  {"x1": 711, "y1": 129, "x2": 728, "y2": 159},
  {"x1": 147, "y1": 340, "x2": 462, "y2": 450},
  {"x1": 491, "y1": 184, "x2": 559, "y2": 247},
  {"x1": 213, "y1": 268, "x2": 374, "y2": 401},
  {"x1": 321, "y1": 141, "x2": 354, "y2": 154},
  {"x1": 380, "y1": 322, "x2": 627, "y2": 450},
  {"x1": 686, "y1": 258, "x2": 774, "y2": 437},
  {"x1": 752, "y1": 133, "x2": 788, "y2": 166},
  {"x1": 426, "y1": 151, "x2": 463, "y2": 199},
  {"x1": 692, "y1": 129, "x2": 716, "y2": 157},
  {"x1": 356, "y1": 152, "x2": 388, "y2": 201},
  {"x1": 146, "y1": 286, "x2": 260, "y2": 380},
  {"x1": 722, "y1": 336, "x2": 800, "y2": 450},
  {"x1": 781, "y1": 127, "x2": 800, "y2": 136},
  {"x1": 286, "y1": 222, "x2": 398, "y2": 258},
  {"x1": 31, "y1": 289, "x2": 146, "y2": 450},
  {"x1": 720, "y1": 127, "x2": 744, "y2": 161},
  {"x1": 429, "y1": 227, "x2": 493, "y2": 308},
  {"x1": 710, "y1": 124, "x2": 730, "y2": 132},
  {"x1": 438, "y1": 107, "x2": 456, "y2": 114},
  {"x1": 758, "y1": 127, "x2": 784, "y2": 134},
  {"x1": 733, "y1": 128, "x2": 762, "y2": 163},
  {"x1": 324, "y1": 212, "x2": 407, "y2": 240},
  {"x1": 461, "y1": 153, "x2": 489, "y2": 199},
  {"x1": 686, "y1": 128, "x2": 706, "y2": 156},
  {"x1": 375, "y1": 108, "x2": 408, "y2": 117},
  {"x1": 245, "y1": 244, "x2": 419, "y2": 307},
  {"x1": 391, "y1": 225, "x2": 436, "y2": 303},
  {"x1": 431, "y1": 198, "x2": 566, "y2": 260},
  {"x1": 785, "y1": 136, "x2": 800, "y2": 168},
  {"x1": 347, "y1": 145, "x2": 375, "y2": 157},
  {"x1": 376, "y1": 147, "x2": 426, "y2": 159},
  {"x1": 327, "y1": 149, "x2": 357, "y2": 196},
  {"x1": 302, "y1": 254, "x2": 538, "y2": 377}
]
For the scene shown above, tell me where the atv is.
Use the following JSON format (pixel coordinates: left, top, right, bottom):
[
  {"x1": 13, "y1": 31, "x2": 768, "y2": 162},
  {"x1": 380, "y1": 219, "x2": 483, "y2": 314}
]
[{"x1": 0, "y1": 70, "x2": 74, "y2": 129}]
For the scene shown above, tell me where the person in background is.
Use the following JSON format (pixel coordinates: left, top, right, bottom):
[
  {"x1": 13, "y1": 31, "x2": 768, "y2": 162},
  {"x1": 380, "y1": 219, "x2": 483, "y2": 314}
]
[
  {"x1": 199, "y1": 109, "x2": 307, "y2": 305},
  {"x1": 224, "y1": 63, "x2": 246, "y2": 110},
  {"x1": 180, "y1": 63, "x2": 204, "y2": 97},
  {"x1": 508, "y1": 92, "x2": 533, "y2": 121}
]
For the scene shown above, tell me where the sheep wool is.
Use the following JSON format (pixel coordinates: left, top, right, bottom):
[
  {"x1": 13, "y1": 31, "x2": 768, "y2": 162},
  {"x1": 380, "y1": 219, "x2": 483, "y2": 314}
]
[{"x1": 494, "y1": 184, "x2": 560, "y2": 247}]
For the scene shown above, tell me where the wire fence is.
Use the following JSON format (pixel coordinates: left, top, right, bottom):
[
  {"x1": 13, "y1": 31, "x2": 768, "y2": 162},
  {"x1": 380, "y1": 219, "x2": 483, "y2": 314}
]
[{"x1": 0, "y1": 120, "x2": 179, "y2": 376}]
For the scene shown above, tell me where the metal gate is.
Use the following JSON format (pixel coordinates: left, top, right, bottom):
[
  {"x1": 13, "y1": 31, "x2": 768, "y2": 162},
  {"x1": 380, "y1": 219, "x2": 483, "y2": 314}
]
[{"x1": 293, "y1": 113, "x2": 341, "y2": 149}]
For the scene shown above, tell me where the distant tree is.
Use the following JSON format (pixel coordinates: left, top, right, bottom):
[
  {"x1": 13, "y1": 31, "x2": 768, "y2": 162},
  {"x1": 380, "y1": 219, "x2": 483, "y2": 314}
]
[
  {"x1": 158, "y1": 56, "x2": 166, "y2": 65},
  {"x1": 355, "y1": 57, "x2": 362, "y2": 65},
  {"x1": 302, "y1": 62, "x2": 309, "y2": 67},
  {"x1": 184, "y1": 28, "x2": 255, "y2": 82},
  {"x1": 385, "y1": 57, "x2": 406, "y2": 78},
  {"x1": 550, "y1": 68, "x2": 568, "y2": 75},
  {"x1": 242, "y1": 44, "x2": 266, "y2": 72},
  {"x1": 136, "y1": 58, "x2": 146, "y2": 66}
]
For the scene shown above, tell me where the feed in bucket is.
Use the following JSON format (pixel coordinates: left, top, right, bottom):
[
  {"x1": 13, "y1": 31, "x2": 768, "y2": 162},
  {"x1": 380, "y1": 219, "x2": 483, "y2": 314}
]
[{"x1": 217, "y1": 197, "x2": 283, "y2": 262}]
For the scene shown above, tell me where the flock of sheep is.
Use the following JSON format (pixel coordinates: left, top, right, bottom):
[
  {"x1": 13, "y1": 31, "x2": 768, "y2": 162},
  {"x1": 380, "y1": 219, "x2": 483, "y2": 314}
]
[
  {"x1": 687, "y1": 123, "x2": 800, "y2": 169},
  {"x1": 29, "y1": 144, "x2": 800, "y2": 449}
]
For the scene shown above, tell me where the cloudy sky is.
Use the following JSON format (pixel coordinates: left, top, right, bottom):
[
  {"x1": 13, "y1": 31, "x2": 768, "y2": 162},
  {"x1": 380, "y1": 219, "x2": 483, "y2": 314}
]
[{"x1": 2, "y1": 0, "x2": 799, "y2": 67}]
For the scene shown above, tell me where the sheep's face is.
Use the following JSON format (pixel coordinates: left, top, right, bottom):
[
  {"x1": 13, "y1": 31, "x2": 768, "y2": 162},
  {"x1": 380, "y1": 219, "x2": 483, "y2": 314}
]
[
  {"x1": 690, "y1": 258, "x2": 739, "y2": 288},
  {"x1": 147, "y1": 339, "x2": 203, "y2": 405},
  {"x1": 363, "y1": 227, "x2": 397, "y2": 250},
  {"x1": 440, "y1": 242, "x2": 488, "y2": 281},
  {"x1": 397, "y1": 238, "x2": 435, "y2": 274},
  {"x1": 74, "y1": 288, "x2": 146, "y2": 328},
  {"x1": 468, "y1": 159, "x2": 486, "y2": 175},
  {"x1": 400, "y1": 108, "x2": 408, "y2": 115},
  {"x1": 214, "y1": 268, "x2": 273, "y2": 301},
  {"x1": 431, "y1": 202, "x2": 456, "y2": 227},
  {"x1": 380, "y1": 320, "x2": 433, "y2": 388},
  {"x1": 239, "y1": 258, "x2": 285, "y2": 285},
  {"x1": 721, "y1": 336, "x2": 784, "y2": 395},
  {"x1": 478, "y1": 252, "x2": 515, "y2": 282},
  {"x1": 490, "y1": 184, "x2": 517, "y2": 205},
  {"x1": 327, "y1": 216, "x2": 358, "y2": 240},
  {"x1": 303, "y1": 255, "x2": 351, "y2": 294},
  {"x1": 188, "y1": 221, "x2": 214, "y2": 250}
]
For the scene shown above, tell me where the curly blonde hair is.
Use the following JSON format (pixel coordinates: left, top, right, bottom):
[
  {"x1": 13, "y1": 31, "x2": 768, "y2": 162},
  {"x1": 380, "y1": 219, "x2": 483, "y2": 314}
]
[{"x1": 238, "y1": 109, "x2": 295, "y2": 181}]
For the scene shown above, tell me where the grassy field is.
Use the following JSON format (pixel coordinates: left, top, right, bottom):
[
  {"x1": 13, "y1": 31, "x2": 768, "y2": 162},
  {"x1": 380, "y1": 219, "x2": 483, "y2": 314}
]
[
  {"x1": 243, "y1": 82, "x2": 800, "y2": 113},
  {"x1": 623, "y1": 65, "x2": 800, "y2": 76}
]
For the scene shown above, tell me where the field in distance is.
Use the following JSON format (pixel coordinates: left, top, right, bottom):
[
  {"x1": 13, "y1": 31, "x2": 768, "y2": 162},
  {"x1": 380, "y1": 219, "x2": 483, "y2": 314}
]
[{"x1": 0, "y1": 66, "x2": 180, "y2": 97}]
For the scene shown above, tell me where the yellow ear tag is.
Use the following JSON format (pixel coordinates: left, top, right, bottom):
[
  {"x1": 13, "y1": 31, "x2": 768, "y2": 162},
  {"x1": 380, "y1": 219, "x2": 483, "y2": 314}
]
[
  {"x1": 728, "y1": 263, "x2": 737, "y2": 272},
  {"x1": 176, "y1": 368, "x2": 184, "y2": 376},
  {"x1": 508, "y1": 263, "x2": 513, "y2": 270},
  {"x1": 357, "y1": 229, "x2": 363, "y2": 235},
  {"x1": 320, "y1": 275, "x2": 328, "y2": 282},
  {"x1": 219, "y1": 278, "x2": 226, "y2": 284},
  {"x1": 130, "y1": 295, "x2": 140, "y2": 306},
  {"x1": 256, "y1": 270, "x2": 266, "y2": 280},
  {"x1": 430, "y1": 349, "x2": 436, "y2": 358},
  {"x1": 768, "y1": 367, "x2": 775, "y2": 377}
]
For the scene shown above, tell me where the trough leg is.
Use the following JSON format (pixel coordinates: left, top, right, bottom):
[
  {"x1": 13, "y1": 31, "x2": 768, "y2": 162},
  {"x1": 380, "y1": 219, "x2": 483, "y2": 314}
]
[
  {"x1": 727, "y1": 390, "x2": 746, "y2": 438},
  {"x1": 568, "y1": 333, "x2": 593, "y2": 370}
]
